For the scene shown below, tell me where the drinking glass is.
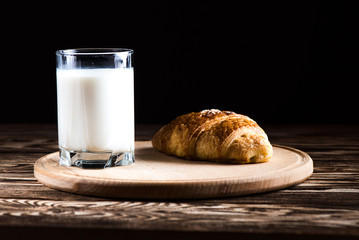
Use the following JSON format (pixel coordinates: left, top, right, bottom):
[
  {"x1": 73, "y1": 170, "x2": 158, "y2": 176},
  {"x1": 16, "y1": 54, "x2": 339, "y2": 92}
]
[{"x1": 56, "y1": 48, "x2": 134, "y2": 168}]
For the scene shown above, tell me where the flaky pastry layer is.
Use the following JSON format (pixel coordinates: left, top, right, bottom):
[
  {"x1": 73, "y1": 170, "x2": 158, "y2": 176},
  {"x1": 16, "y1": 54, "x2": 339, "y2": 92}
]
[{"x1": 152, "y1": 109, "x2": 273, "y2": 164}]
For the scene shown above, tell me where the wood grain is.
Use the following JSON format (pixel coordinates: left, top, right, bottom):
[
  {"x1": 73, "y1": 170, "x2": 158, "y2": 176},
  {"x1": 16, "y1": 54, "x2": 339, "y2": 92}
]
[
  {"x1": 0, "y1": 124, "x2": 358, "y2": 239},
  {"x1": 0, "y1": 198, "x2": 358, "y2": 235}
]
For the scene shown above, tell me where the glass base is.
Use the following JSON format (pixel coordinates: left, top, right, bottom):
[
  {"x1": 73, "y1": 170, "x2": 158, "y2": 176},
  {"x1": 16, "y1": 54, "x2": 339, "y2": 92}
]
[{"x1": 59, "y1": 147, "x2": 135, "y2": 169}]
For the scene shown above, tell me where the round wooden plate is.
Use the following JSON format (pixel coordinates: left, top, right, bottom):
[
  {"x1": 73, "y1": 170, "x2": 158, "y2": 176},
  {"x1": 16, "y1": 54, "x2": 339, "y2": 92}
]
[{"x1": 34, "y1": 141, "x2": 313, "y2": 199}]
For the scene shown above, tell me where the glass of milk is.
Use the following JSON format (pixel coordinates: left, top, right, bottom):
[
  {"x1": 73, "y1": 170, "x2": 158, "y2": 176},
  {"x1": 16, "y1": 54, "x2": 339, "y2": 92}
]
[{"x1": 56, "y1": 48, "x2": 134, "y2": 168}]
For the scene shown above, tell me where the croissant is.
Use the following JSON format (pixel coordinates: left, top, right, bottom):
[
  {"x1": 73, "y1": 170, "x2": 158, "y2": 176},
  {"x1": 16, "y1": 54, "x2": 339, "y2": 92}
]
[{"x1": 152, "y1": 109, "x2": 273, "y2": 164}]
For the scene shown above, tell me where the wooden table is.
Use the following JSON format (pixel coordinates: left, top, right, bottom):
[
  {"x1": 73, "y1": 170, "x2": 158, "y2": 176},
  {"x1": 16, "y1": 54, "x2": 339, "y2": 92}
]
[{"x1": 0, "y1": 124, "x2": 358, "y2": 240}]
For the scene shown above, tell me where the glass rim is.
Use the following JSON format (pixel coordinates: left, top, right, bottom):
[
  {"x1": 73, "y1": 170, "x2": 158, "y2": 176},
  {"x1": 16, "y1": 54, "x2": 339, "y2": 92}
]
[{"x1": 56, "y1": 48, "x2": 133, "y2": 56}]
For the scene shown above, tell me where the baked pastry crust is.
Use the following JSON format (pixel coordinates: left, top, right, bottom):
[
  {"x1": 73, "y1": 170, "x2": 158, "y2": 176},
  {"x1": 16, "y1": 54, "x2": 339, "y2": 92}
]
[{"x1": 152, "y1": 109, "x2": 273, "y2": 164}]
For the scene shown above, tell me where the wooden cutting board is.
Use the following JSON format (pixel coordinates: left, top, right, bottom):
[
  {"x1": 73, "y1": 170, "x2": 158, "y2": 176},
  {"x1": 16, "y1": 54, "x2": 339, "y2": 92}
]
[{"x1": 34, "y1": 141, "x2": 313, "y2": 199}]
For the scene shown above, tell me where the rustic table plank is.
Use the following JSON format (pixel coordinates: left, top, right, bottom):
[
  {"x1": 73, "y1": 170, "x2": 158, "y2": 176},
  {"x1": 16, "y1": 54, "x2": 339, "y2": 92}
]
[
  {"x1": 0, "y1": 124, "x2": 358, "y2": 239},
  {"x1": 0, "y1": 198, "x2": 358, "y2": 234}
]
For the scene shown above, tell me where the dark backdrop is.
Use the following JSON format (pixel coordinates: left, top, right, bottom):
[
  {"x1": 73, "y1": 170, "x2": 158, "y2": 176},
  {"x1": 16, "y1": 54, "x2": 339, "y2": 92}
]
[{"x1": 2, "y1": 1, "x2": 358, "y2": 124}]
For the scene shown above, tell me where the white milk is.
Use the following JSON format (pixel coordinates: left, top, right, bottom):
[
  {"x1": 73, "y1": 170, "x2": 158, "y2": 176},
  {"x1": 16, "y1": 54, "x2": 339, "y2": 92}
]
[{"x1": 57, "y1": 68, "x2": 134, "y2": 153}]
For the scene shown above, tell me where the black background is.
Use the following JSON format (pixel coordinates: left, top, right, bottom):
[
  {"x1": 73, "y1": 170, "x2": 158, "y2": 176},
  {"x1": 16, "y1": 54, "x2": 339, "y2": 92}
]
[{"x1": 2, "y1": 1, "x2": 358, "y2": 124}]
